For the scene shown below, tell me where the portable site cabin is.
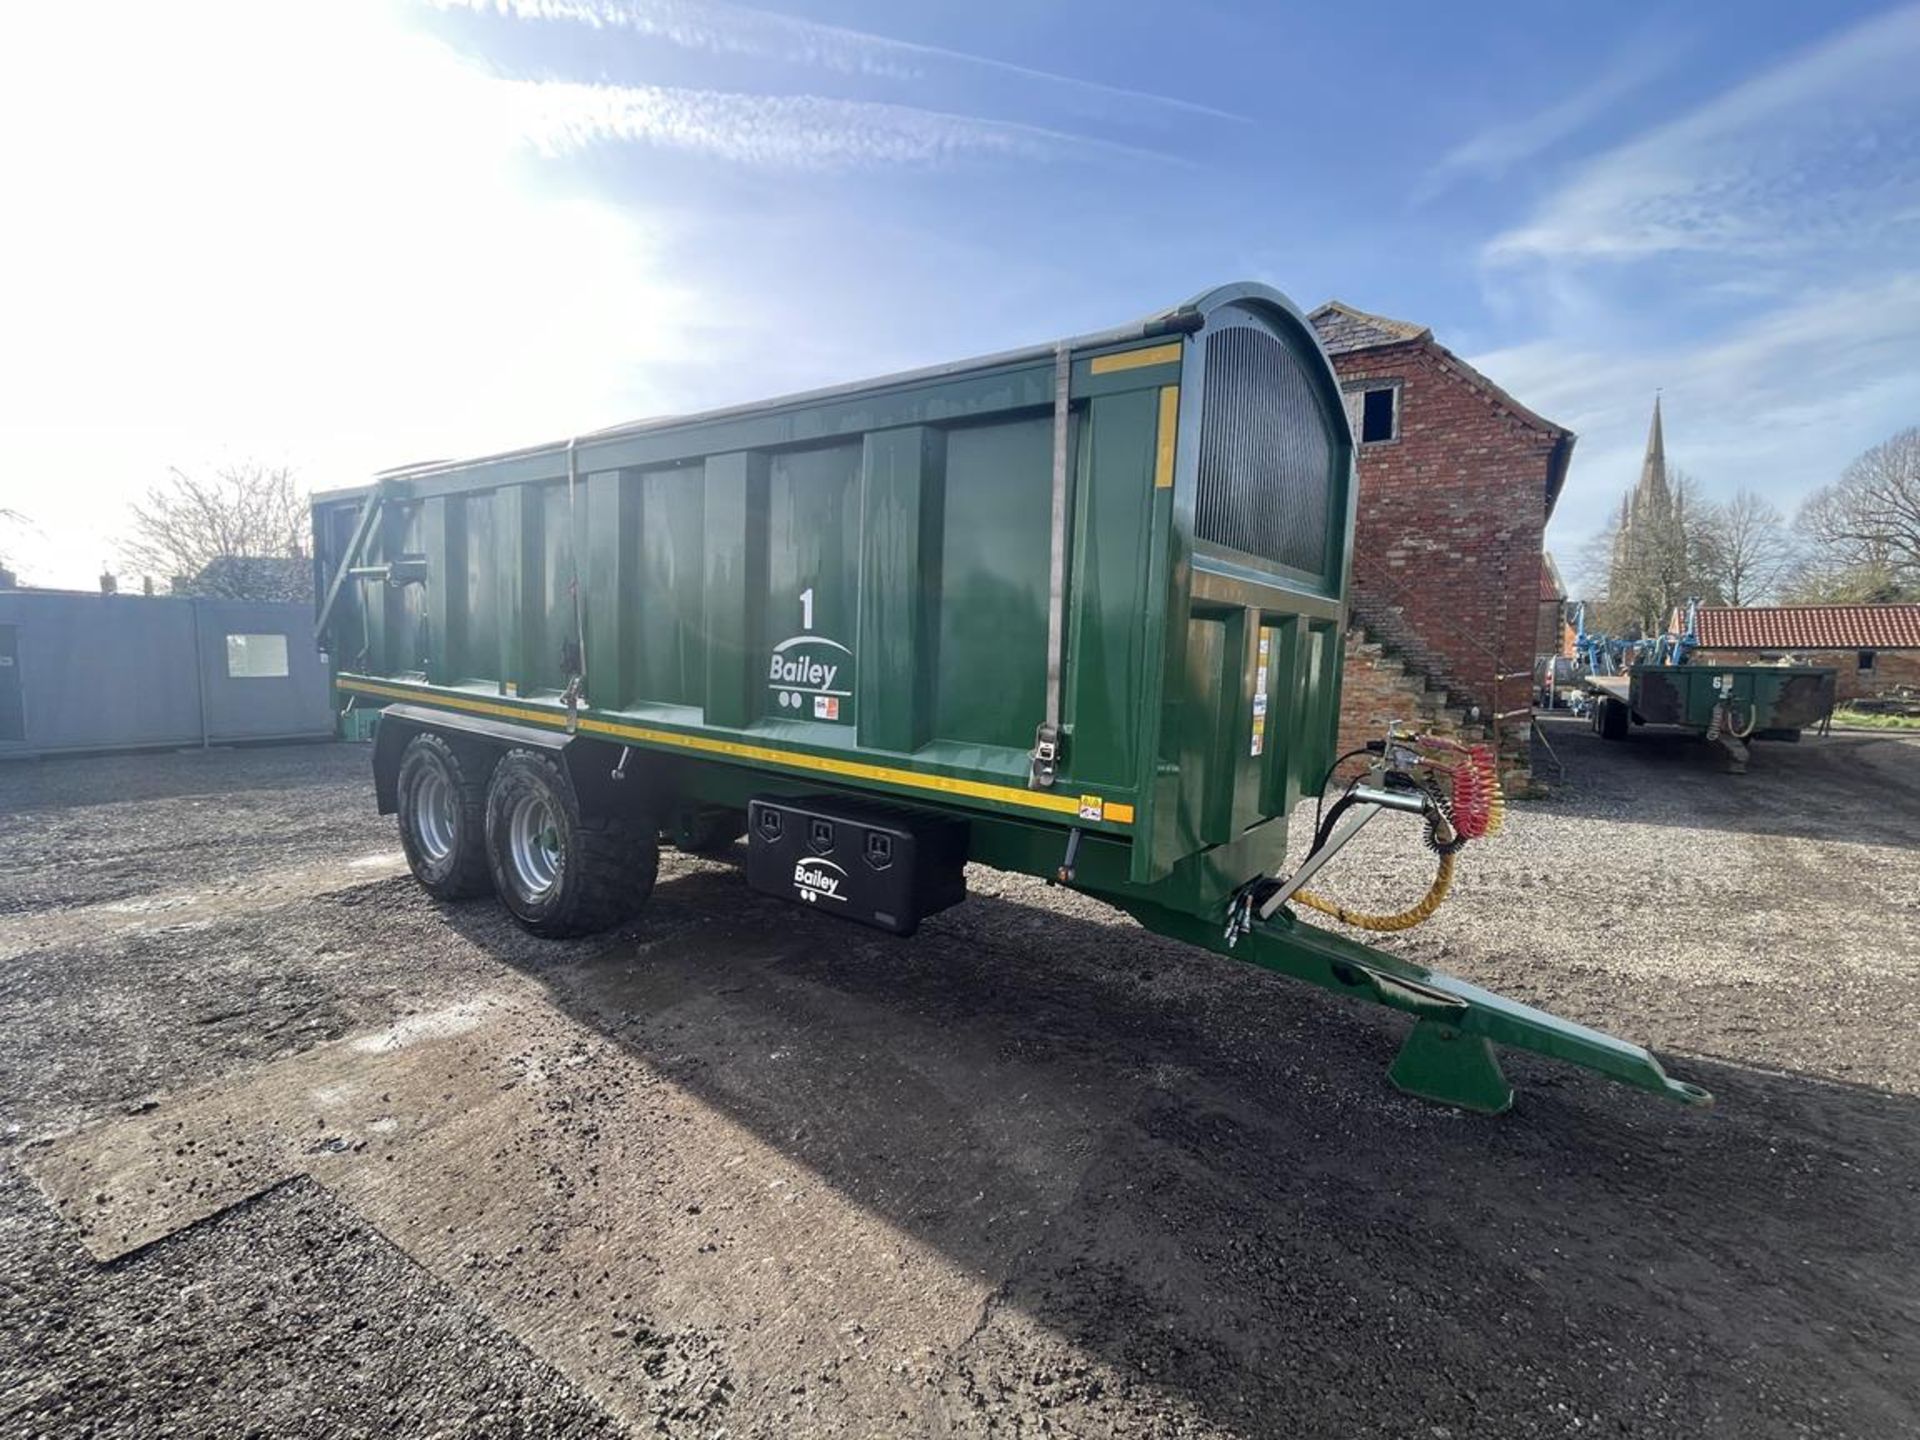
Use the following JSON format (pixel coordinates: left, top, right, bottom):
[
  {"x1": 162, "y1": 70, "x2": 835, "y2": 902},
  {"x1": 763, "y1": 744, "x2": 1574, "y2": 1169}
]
[{"x1": 0, "y1": 589, "x2": 333, "y2": 757}]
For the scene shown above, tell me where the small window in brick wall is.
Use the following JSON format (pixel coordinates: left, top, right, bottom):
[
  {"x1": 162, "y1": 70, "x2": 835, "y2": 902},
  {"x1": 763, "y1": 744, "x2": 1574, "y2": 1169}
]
[
  {"x1": 1859, "y1": 649, "x2": 1877, "y2": 671},
  {"x1": 1344, "y1": 383, "x2": 1400, "y2": 445}
]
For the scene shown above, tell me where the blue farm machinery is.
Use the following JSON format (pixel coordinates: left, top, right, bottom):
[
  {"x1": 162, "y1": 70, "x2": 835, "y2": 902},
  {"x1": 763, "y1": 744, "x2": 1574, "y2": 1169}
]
[{"x1": 1578, "y1": 600, "x2": 1836, "y2": 772}]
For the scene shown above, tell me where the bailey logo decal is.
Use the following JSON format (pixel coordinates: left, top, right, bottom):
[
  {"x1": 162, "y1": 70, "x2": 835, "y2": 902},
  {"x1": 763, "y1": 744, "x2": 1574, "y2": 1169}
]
[
  {"x1": 768, "y1": 585, "x2": 855, "y2": 725},
  {"x1": 792, "y1": 855, "x2": 848, "y2": 904}
]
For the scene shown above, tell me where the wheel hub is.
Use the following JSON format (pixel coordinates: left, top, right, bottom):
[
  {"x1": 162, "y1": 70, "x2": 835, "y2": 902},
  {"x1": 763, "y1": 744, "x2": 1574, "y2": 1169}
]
[
  {"x1": 414, "y1": 768, "x2": 455, "y2": 863},
  {"x1": 507, "y1": 792, "x2": 564, "y2": 898}
]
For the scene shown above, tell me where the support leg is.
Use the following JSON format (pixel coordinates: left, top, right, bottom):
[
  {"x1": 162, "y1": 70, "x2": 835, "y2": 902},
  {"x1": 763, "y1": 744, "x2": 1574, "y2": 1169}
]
[{"x1": 1389, "y1": 1020, "x2": 1513, "y2": 1114}]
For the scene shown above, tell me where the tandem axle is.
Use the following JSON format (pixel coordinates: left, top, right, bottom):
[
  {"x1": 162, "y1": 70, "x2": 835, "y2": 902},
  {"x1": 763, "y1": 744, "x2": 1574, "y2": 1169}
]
[
  {"x1": 321, "y1": 283, "x2": 1710, "y2": 1121},
  {"x1": 365, "y1": 701, "x2": 1712, "y2": 1118}
]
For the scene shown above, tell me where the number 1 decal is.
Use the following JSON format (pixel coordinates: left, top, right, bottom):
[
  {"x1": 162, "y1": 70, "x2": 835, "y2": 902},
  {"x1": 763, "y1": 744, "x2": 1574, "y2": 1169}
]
[{"x1": 769, "y1": 584, "x2": 853, "y2": 725}]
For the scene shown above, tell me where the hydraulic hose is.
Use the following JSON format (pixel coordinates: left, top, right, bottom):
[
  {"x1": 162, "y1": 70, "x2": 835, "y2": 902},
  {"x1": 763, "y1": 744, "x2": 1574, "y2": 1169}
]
[
  {"x1": 1294, "y1": 850, "x2": 1456, "y2": 933},
  {"x1": 1285, "y1": 733, "x2": 1499, "y2": 933},
  {"x1": 1706, "y1": 701, "x2": 1756, "y2": 742}
]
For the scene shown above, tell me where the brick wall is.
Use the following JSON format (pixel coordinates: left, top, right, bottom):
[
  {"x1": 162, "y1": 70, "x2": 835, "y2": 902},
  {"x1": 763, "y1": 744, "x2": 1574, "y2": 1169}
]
[
  {"x1": 1691, "y1": 648, "x2": 1920, "y2": 704},
  {"x1": 1330, "y1": 342, "x2": 1558, "y2": 776},
  {"x1": 1536, "y1": 598, "x2": 1563, "y2": 659},
  {"x1": 1336, "y1": 628, "x2": 1489, "y2": 783}
]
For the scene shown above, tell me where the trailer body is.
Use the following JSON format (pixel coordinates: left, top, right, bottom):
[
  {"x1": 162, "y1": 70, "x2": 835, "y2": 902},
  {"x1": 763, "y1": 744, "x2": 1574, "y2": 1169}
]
[
  {"x1": 1586, "y1": 663, "x2": 1835, "y2": 769},
  {"x1": 316, "y1": 283, "x2": 1347, "y2": 916},
  {"x1": 1625, "y1": 663, "x2": 1834, "y2": 732},
  {"x1": 315, "y1": 282, "x2": 1707, "y2": 1115}
]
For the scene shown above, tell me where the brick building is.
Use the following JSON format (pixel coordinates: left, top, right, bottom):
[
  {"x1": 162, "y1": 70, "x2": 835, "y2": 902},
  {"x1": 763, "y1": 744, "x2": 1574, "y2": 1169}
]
[
  {"x1": 1538, "y1": 553, "x2": 1568, "y2": 658},
  {"x1": 1690, "y1": 604, "x2": 1920, "y2": 703},
  {"x1": 1308, "y1": 302, "x2": 1575, "y2": 785}
]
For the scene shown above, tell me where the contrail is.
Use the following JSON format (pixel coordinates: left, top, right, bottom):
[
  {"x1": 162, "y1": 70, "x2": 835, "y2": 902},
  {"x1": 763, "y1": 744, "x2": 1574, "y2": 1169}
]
[{"x1": 427, "y1": 0, "x2": 1245, "y2": 122}]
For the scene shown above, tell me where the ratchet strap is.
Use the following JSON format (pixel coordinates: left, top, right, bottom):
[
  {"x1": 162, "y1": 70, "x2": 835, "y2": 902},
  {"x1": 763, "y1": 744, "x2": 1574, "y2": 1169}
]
[{"x1": 1032, "y1": 343, "x2": 1072, "y2": 788}]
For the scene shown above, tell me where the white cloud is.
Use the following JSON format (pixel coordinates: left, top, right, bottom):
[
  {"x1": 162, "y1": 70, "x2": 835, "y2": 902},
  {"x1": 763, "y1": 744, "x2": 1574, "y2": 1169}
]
[
  {"x1": 1474, "y1": 274, "x2": 1920, "y2": 545},
  {"x1": 502, "y1": 77, "x2": 1163, "y2": 168},
  {"x1": 1487, "y1": 5, "x2": 1920, "y2": 264},
  {"x1": 0, "y1": 0, "x2": 1152, "y2": 587},
  {"x1": 427, "y1": 0, "x2": 1241, "y2": 121},
  {"x1": 0, "y1": 1, "x2": 715, "y2": 586},
  {"x1": 1414, "y1": 41, "x2": 1673, "y2": 203},
  {"x1": 1476, "y1": 276, "x2": 1920, "y2": 428},
  {"x1": 1466, "y1": 5, "x2": 1920, "y2": 567}
]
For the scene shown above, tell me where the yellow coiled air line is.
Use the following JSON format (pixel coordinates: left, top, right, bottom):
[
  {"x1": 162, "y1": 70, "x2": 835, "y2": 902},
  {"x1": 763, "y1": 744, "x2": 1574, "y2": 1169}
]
[
  {"x1": 1282, "y1": 742, "x2": 1502, "y2": 933},
  {"x1": 1292, "y1": 850, "x2": 1456, "y2": 933}
]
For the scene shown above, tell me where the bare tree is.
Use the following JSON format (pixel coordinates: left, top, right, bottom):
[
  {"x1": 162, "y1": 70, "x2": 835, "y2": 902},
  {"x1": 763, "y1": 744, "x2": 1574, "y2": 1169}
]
[
  {"x1": 1793, "y1": 427, "x2": 1920, "y2": 600},
  {"x1": 1780, "y1": 505, "x2": 1910, "y2": 603},
  {"x1": 1693, "y1": 487, "x2": 1794, "y2": 606},
  {"x1": 1601, "y1": 469, "x2": 1702, "y2": 635},
  {"x1": 1569, "y1": 513, "x2": 1618, "y2": 608},
  {"x1": 0, "y1": 506, "x2": 33, "y2": 585},
  {"x1": 121, "y1": 463, "x2": 310, "y2": 601}
]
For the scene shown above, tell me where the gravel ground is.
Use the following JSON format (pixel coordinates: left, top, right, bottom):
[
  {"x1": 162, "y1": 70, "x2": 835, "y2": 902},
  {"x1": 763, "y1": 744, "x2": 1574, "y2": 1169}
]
[{"x1": 2, "y1": 724, "x2": 1918, "y2": 1438}]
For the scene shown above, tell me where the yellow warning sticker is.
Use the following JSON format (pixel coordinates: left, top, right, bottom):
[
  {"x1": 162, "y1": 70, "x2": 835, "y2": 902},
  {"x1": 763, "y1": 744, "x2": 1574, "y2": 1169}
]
[{"x1": 1077, "y1": 794, "x2": 1105, "y2": 821}]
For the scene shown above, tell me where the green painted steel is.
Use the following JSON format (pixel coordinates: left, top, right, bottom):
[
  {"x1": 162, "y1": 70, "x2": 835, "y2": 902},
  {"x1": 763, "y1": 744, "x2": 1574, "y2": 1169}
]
[
  {"x1": 316, "y1": 281, "x2": 1712, "y2": 1113},
  {"x1": 1125, "y1": 902, "x2": 1712, "y2": 1113},
  {"x1": 1627, "y1": 663, "x2": 1836, "y2": 733},
  {"x1": 315, "y1": 282, "x2": 1353, "y2": 912}
]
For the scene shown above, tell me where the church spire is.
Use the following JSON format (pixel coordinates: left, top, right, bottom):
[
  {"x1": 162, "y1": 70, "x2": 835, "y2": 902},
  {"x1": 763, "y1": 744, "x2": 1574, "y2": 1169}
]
[{"x1": 1637, "y1": 394, "x2": 1669, "y2": 509}]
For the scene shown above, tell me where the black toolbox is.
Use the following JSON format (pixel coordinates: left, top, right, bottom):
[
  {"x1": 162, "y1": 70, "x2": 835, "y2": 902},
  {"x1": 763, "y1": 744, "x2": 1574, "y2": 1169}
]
[{"x1": 746, "y1": 795, "x2": 968, "y2": 936}]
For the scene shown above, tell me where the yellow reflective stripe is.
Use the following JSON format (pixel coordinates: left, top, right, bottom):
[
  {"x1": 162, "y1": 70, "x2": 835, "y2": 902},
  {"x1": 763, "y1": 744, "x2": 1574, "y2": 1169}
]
[
  {"x1": 342, "y1": 679, "x2": 566, "y2": 727},
  {"x1": 337, "y1": 677, "x2": 1134, "y2": 828},
  {"x1": 576, "y1": 717, "x2": 1092, "y2": 819},
  {"x1": 1089, "y1": 342, "x2": 1182, "y2": 375},
  {"x1": 1154, "y1": 385, "x2": 1180, "y2": 488}
]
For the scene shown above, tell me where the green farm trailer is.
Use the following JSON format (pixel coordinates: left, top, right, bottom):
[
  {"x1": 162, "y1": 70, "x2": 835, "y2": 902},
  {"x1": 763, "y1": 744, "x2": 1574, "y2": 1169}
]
[
  {"x1": 1587, "y1": 664, "x2": 1836, "y2": 772},
  {"x1": 314, "y1": 282, "x2": 1708, "y2": 1116}
]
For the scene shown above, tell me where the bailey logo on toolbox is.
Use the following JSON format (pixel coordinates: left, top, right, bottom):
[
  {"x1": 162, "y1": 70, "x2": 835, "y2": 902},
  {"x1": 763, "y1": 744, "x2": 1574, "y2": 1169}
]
[
  {"x1": 746, "y1": 796, "x2": 968, "y2": 937},
  {"x1": 792, "y1": 856, "x2": 848, "y2": 903}
]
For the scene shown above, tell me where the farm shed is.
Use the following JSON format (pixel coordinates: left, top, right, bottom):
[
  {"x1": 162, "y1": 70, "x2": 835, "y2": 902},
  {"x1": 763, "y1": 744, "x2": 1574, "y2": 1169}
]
[
  {"x1": 0, "y1": 587, "x2": 333, "y2": 757},
  {"x1": 1689, "y1": 603, "x2": 1920, "y2": 704}
]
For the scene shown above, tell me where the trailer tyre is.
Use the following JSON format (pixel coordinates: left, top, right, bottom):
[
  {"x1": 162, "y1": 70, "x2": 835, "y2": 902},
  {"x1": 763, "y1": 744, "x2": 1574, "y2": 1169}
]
[
  {"x1": 484, "y1": 749, "x2": 656, "y2": 938},
  {"x1": 396, "y1": 732, "x2": 494, "y2": 901},
  {"x1": 1596, "y1": 696, "x2": 1630, "y2": 741}
]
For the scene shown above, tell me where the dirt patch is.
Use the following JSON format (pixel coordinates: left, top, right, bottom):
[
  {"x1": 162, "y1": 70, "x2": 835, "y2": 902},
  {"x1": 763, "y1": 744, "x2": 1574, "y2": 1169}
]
[
  {"x1": 0, "y1": 744, "x2": 390, "y2": 915},
  {"x1": 4, "y1": 731, "x2": 1919, "y2": 1437},
  {"x1": 1, "y1": 1167, "x2": 613, "y2": 1438}
]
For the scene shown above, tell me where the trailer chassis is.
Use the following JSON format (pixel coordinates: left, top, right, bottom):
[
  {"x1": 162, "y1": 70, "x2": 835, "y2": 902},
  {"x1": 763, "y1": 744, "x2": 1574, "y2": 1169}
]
[
  {"x1": 1125, "y1": 900, "x2": 1710, "y2": 1114},
  {"x1": 364, "y1": 700, "x2": 1712, "y2": 1117}
]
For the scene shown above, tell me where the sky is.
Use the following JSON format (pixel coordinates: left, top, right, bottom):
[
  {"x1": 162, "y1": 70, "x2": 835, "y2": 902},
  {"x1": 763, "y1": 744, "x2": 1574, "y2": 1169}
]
[{"x1": 1, "y1": 0, "x2": 1915, "y2": 590}]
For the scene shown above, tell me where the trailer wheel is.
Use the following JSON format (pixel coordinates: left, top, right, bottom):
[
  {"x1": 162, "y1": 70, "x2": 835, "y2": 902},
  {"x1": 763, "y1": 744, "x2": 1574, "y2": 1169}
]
[
  {"x1": 1596, "y1": 697, "x2": 1630, "y2": 741},
  {"x1": 396, "y1": 733, "x2": 493, "y2": 901},
  {"x1": 484, "y1": 749, "x2": 657, "y2": 938}
]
